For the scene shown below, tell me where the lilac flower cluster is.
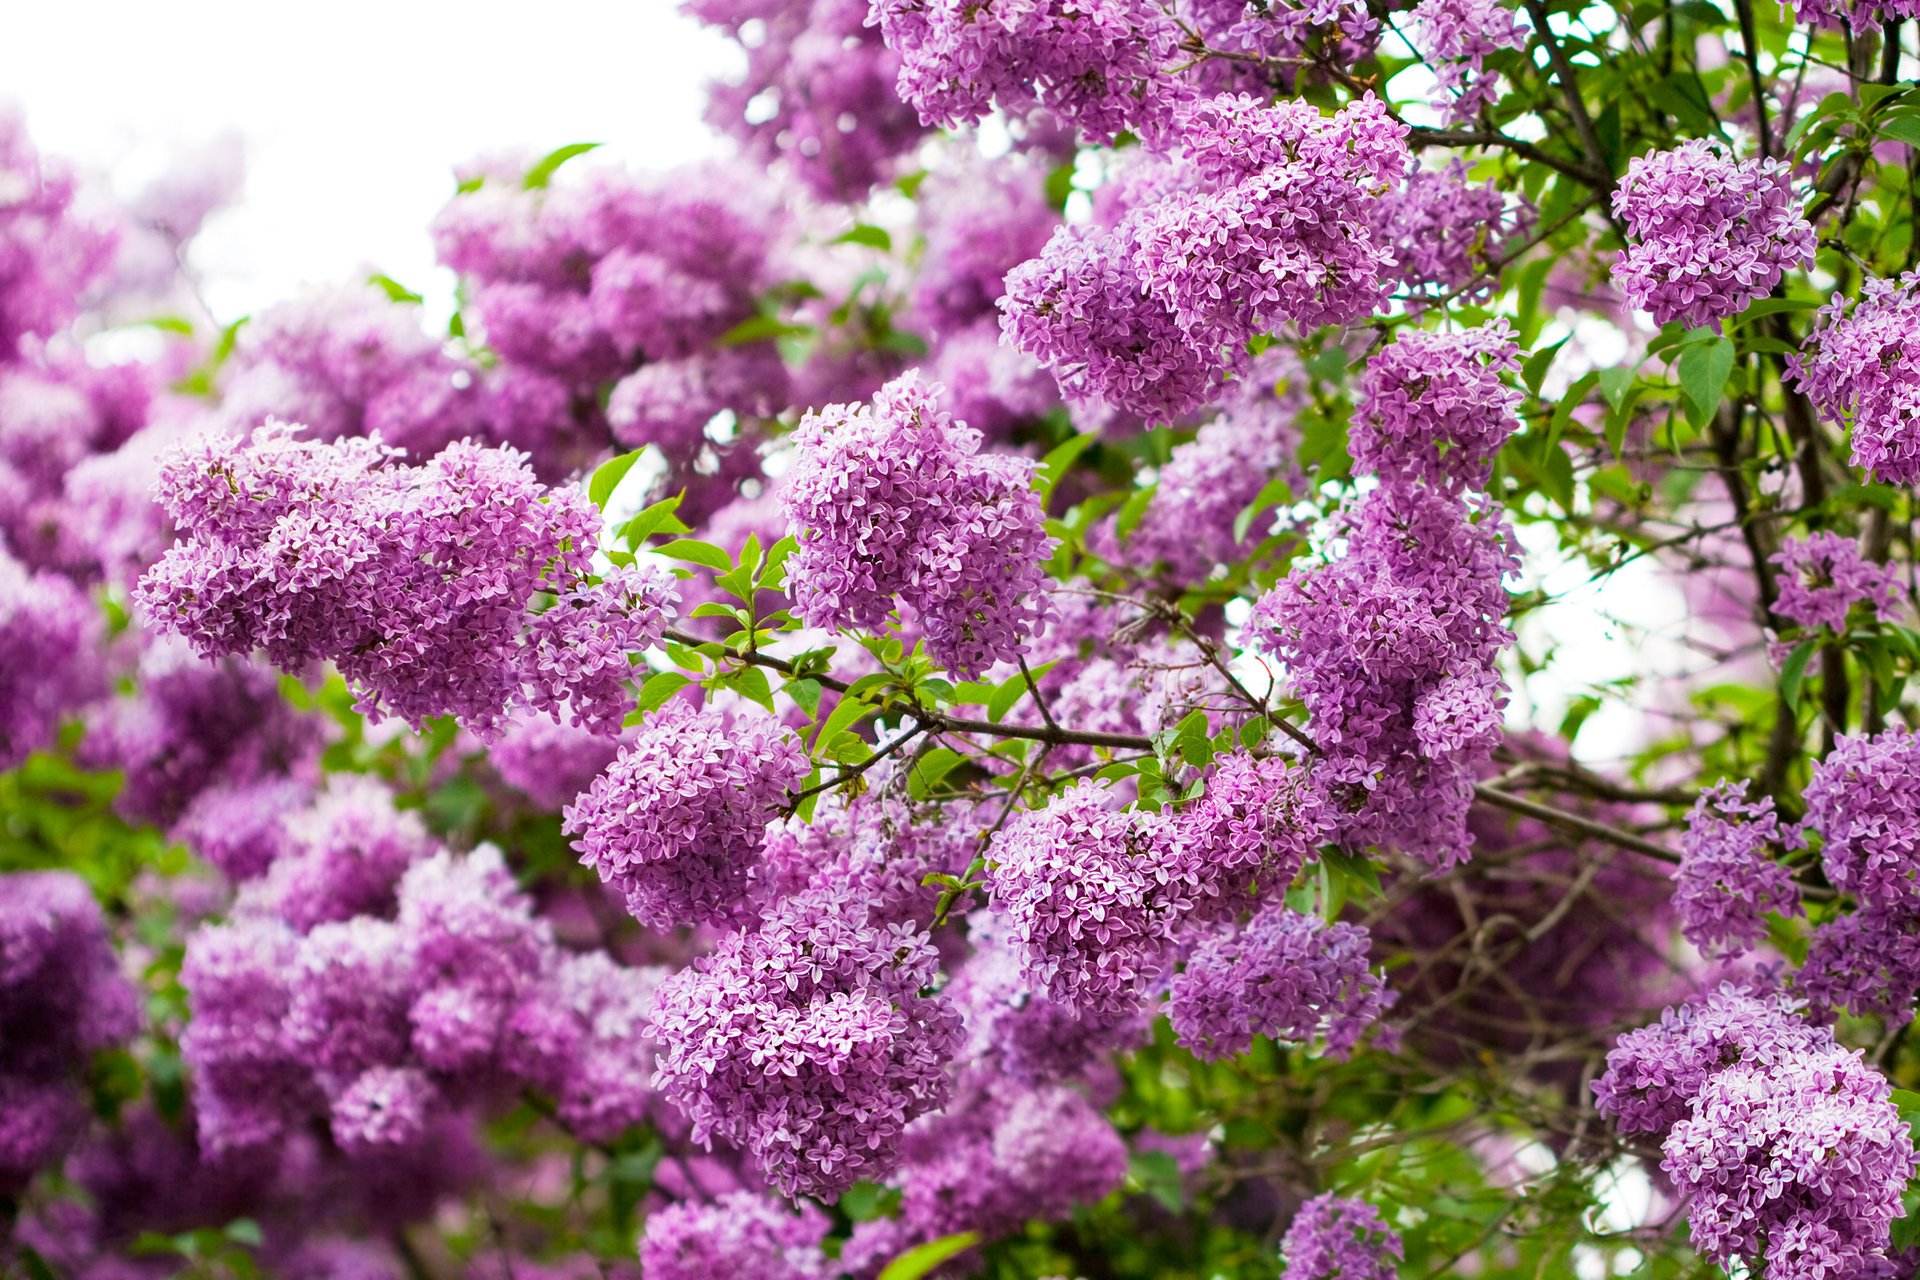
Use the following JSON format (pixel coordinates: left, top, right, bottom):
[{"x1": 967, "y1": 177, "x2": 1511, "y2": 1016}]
[
  {"x1": 0, "y1": 873, "x2": 139, "y2": 1192},
  {"x1": 562, "y1": 702, "x2": 810, "y2": 928},
  {"x1": 1787, "y1": 272, "x2": 1920, "y2": 485},
  {"x1": 1176, "y1": 0, "x2": 1379, "y2": 98},
  {"x1": 638, "y1": 1192, "x2": 831, "y2": 1280},
  {"x1": 646, "y1": 883, "x2": 962, "y2": 1198},
  {"x1": 1179, "y1": 752, "x2": 1330, "y2": 919},
  {"x1": 1610, "y1": 140, "x2": 1814, "y2": 333},
  {"x1": 1787, "y1": 0, "x2": 1920, "y2": 34},
  {"x1": 1372, "y1": 162, "x2": 1531, "y2": 308},
  {"x1": 0, "y1": 110, "x2": 115, "y2": 361},
  {"x1": 1248, "y1": 324, "x2": 1520, "y2": 871},
  {"x1": 1797, "y1": 906, "x2": 1920, "y2": 1019},
  {"x1": 486, "y1": 713, "x2": 626, "y2": 811},
  {"x1": 0, "y1": 353, "x2": 151, "y2": 572},
  {"x1": 1279, "y1": 1193, "x2": 1404, "y2": 1280},
  {"x1": 986, "y1": 780, "x2": 1196, "y2": 1017},
  {"x1": 782, "y1": 373, "x2": 1054, "y2": 676},
  {"x1": 871, "y1": 0, "x2": 1187, "y2": 145},
  {"x1": 1673, "y1": 780, "x2": 1803, "y2": 958},
  {"x1": 1409, "y1": 0, "x2": 1530, "y2": 124},
  {"x1": 0, "y1": 544, "x2": 104, "y2": 768},
  {"x1": 1770, "y1": 532, "x2": 1907, "y2": 633},
  {"x1": 1169, "y1": 904, "x2": 1390, "y2": 1061},
  {"x1": 1002, "y1": 95, "x2": 1408, "y2": 419},
  {"x1": 136, "y1": 425, "x2": 675, "y2": 736},
  {"x1": 908, "y1": 159, "x2": 1060, "y2": 343}
]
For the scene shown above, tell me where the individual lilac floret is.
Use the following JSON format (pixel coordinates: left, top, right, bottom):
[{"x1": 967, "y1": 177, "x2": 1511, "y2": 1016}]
[
  {"x1": 1372, "y1": 161, "x2": 1531, "y2": 308},
  {"x1": 1787, "y1": 272, "x2": 1920, "y2": 485},
  {"x1": 1409, "y1": 0, "x2": 1530, "y2": 124},
  {"x1": 1803, "y1": 727, "x2": 1920, "y2": 913},
  {"x1": 1350, "y1": 322, "x2": 1521, "y2": 492},
  {"x1": 1610, "y1": 140, "x2": 1814, "y2": 333},
  {"x1": 638, "y1": 1191, "x2": 832, "y2": 1280},
  {"x1": 647, "y1": 883, "x2": 962, "y2": 1198},
  {"x1": 782, "y1": 372, "x2": 1054, "y2": 677},
  {"x1": 0, "y1": 544, "x2": 104, "y2": 769},
  {"x1": 0, "y1": 872, "x2": 139, "y2": 1192},
  {"x1": 985, "y1": 780, "x2": 1197, "y2": 1018},
  {"x1": 1591, "y1": 985, "x2": 1830, "y2": 1136},
  {"x1": 1797, "y1": 906, "x2": 1920, "y2": 1020},
  {"x1": 871, "y1": 0, "x2": 1188, "y2": 145},
  {"x1": 562, "y1": 702, "x2": 809, "y2": 928},
  {"x1": 1169, "y1": 905, "x2": 1391, "y2": 1061},
  {"x1": 1279, "y1": 1192, "x2": 1404, "y2": 1280},
  {"x1": 1673, "y1": 780, "x2": 1803, "y2": 958},
  {"x1": 1662, "y1": 1045, "x2": 1915, "y2": 1280},
  {"x1": 1771, "y1": 532, "x2": 1907, "y2": 633}
]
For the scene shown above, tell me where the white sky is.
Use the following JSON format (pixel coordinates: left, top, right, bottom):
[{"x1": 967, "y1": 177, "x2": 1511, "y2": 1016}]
[{"x1": 0, "y1": 0, "x2": 735, "y2": 321}]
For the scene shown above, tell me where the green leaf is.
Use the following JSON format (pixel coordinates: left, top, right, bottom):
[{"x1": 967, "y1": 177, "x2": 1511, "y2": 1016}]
[
  {"x1": 1677, "y1": 336, "x2": 1736, "y2": 425},
  {"x1": 1233, "y1": 473, "x2": 1294, "y2": 543},
  {"x1": 1035, "y1": 432, "x2": 1096, "y2": 500},
  {"x1": 523, "y1": 142, "x2": 602, "y2": 189},
  {"x1": 716, "y1": 665, "x2": 776, "y2": 713},
  {"x1": 653, "y1": 539, "x2": 733, "y2": 572},
  {"x1": 1883, "y1": 115, "x2": 1920, "y2": 148},
  {"x1": 760, "y1": 536, "x2": 796, "y2": 592},
  {"x1": 720, "y1": 313, "x2": 813, "y2": 346},
  {"x1": 1596, "y1": 366, "x2": 1637, "y2": 412},
  {"x1": 1114, "y1": 485, "x2": 1158, "y2": 542},
  {"x1": 833, "y1": 224, "x2": 893, "y2": 251},
  {"x1": 618, "y1": 495, "x2": 689, "y2": 548},
  {"x1": 907, "y1": 747, "x2": 964, "y2": 800},
  {"x1": 367, "y1": 273, "x2": 423, "y2": 305},
  {"x1": 783, "y1": 678, "x2": 824, "y2": 719},
  {"x1": 1521, "y1": 338, "x2": 1567, "y2": 396},
  {"x1": 878, "y1": 1232, "x2": 981, "y2": 1280},
  {"x1": 813, "y1": 691, "x2": 875, "y2": 751},
  {"x1": 637, "y1": 671, "x2": 692, "y2": 714},
  {"x1": 1779, "y1": 639, "x2": 1817, "y2": 706},
  {"x1": 589, "y1": 448, "x2": 647, "y2": 511},
  {"x1": 224, "y1": 1219, "x2": 264, "y2": 1248}
]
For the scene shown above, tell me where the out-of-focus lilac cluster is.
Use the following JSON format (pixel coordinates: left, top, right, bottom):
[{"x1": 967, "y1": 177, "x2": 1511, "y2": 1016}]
[
  {"x1": 1673, "y1": 780, "x2": 1803, "y2": 958},
  {"x1": 1278, "y1": 1192, "x2": 1404, "y2": 1280},
  {"x1": 1248, "y1": 322, "x2": 1521, "y2": 872},
  {"x1": 136, "y1": 425, "x2": 675, "y2": 736},
  {"x1": 0, "y1": 872, "x2": 139, "y2": 1193},
  {"x1": 1177, "y1": 0, "x2": 1379, "y2": 97},
  {"x1": 638, "y1": 1191, "x2": 833, "y2": 1280},
  {"x1": 1372, "y1": 161, "x2": 1532, "y2": 308},
  {"x1": 0, "y1": 543, "x2": 105, "y2": 768},
  {"x1": 1409, "y1": 0, "x2": 1529, "y2": 124},
  {"x1": 1611, "y1": 139, "x2": 1814, "y2": 333},
  {"x1": 1788, "y1": 271, "x2": 1920, "y2": 486},
  {"x1": 782, "y1": 372, "x2": 1054, "y2": 677},
  {"x1": 1002, "y1": 94, "x2": 1409, "y2": 419}
]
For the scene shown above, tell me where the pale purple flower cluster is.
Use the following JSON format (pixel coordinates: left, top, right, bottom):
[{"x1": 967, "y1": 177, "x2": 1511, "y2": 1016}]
[
  {"x1": 908, "y1": 159, "x2": 1060, "y2": 342},
  {"x1": 239, "y1": 775, "x2": 437, "y2": 929},
  {"x1": 1350, "y1": 320, "x2": 1521, "y2": 491},
  {"x1": 0, "y1": 543, "x2": 104, "y2": 768},
  {"x1": 0, "y1": 110, "x2": 116, "y2": 361},
  {"x1": 782, "y1": 373, "x2": 1054, "y2": 677},
  {"x1": 1663, "y1": 1046, "x2": 1914, "y2": 1280},
  {"x1": 1798, "y1": 906, "x2": 1920, "y2": 1019},
  {"x1": 487, "y1": 713, "x2": 626, "y2": 811},
  {"x1": 562, "y1": 702, "x2": 809, "y2": 928},
  {"x1": 1179, "y1": 752, "x2": 1330, "y2": 919},
  {"x1": 1169, "y1": 904, "x2": 1390, "y2": 1061},
  {"x1": 1279, "y1": 1192, "x2": 1403, "y2": 1280},
  {"x1": 986, "y1": 780, "x2": 1197, "y2": 1017},
  {"x1": 638, "y1": 1192, "x2": 831, "y2": 1280},
  {"x1": 1248, "y1": 325, "x2": 1520, "y2": 871},
  {"x1": 646, "y1": 883, "x2": 962, "y2": 1198},
  {"x1": 1673, "y1": 781, "x2": 1803, "y2": 958},
  {"x1": 687, "y1": 0, "x2": 928, "y2": 199},
  {"x1": 1176, "y1": 0, "x2": 1379, "y2": 98},
  {"x1": 1002, "y1": 95, "x2": 1408, "y2": 419},
  {"x1": 1771, "y1": 532, "x2": 1907, "y2": 633},
  {"x1": 137, "y1": 425, "x2": 675, "y2": 736},
  {"x1": 871, "y1": 0, "x2": 1187, "y2": 144},
  {"x1": 1372, "y1": 162, "x2": 1530, "y2": 308},
  {"x1": 1804, "y1": 727, "x2": 1920, "y2": 914},
  {"x1": 1787, "y1": 272, "x2": 1920, "y2": 485},
  {"x1": 0, "y1": 872, "x2": 139, "y2": 1192},
  {"x1": 1610, "y1": 140, "x2": 1814, "y2": 332},
  {"x1": 1786, "y1": 0, "x2": 1920, "y2": 34},
  {"x1": 0, "y1": 354, "x2": 151, "y2": 571},
  {"x1": 1409, "y1": 0, "x2": 1529, "y2": 124}
]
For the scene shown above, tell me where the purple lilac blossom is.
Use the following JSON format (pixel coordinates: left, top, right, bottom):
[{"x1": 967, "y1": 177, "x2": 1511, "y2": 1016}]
[
  {"x1": 486, "y1": 713, "x2": 626, "y2": 811},
  {"x1": 908, "y1": 159, "x2": 1060, "y2": 341},
  {"x1": 1408, "y1": 0, "x2": 1530, "y2": 124},
  {"x1": 1169, "y1": 904, "x2": 1392, "y2": 1061},
  {"x1": 1177, "y1": 752, "x2": 1329, "y2": 920},
  {"x1": 1372, "y1": 161, "x2": 1531, "y2": 308},
  {"x1": 1176, "y1": 0, "x2": 1379, "y2": 98},
  {"x1": 1350, "y1": 321, "x2": 1521, "y2": 491},
  {"x1": 0, "y1": 110, "x2": 116, "y2": 361},
  {"x1": 1786, "y1": 0, "x2": 1920, "y2": 34},
  {"x1": 1797, "y1": 906, "x2": 1920, "y2": 1020},
  {"x1": 646, "y1": 882, "x2": 963, "y2": 1198},
  {"x1": 1673, "y1": 780, "x2": 1804, "y2": 958},
  {"x1": 782, "y1": 372, "x2": 1054, "y2": 677},
  {"x1": 0, "y1": 543, "x2": 104, "y2": 768},
  {"x1": 1279, "y1": 1192, "x2": 1404, "y2": 1280},
  {"x1": 1803, "y1": 727, "x2": 1920, "y2": 913},
  {"x1": 1770, "y1": 532, "x2": 1907, "y2": 633},
  {"x1": 638, "y1": 1192, "x2": 832, "y2": 1280},
  {"x1": 1788, "y1": 272, "x2": 1920, "y2": 485},
  {"x1": 1610, "y1": 139, "x2": 1814, "y2": 332},
  {"x1": 561, "y1": 701, "x2": 809, "y2": 928}
]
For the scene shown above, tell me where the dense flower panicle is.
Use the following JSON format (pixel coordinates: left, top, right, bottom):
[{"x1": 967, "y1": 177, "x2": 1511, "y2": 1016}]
[
  {"x1": 1592, "y1": 986, "x2": 1831, "y2": 1135},
  {"x1": 986, "y1": 781, "x2": 1198, "y2": 1017},
  {"x1": 1770, "y1": 532, "x2": 1907, "y2": 634},
  {"x1": 1803, "y1": 727, "x2": 1920, "y2": 913},
  {"x1": 1788, "y1": 272, "x2": 1920, "y2": 484},
  {"x1": 562, "y1": 702, "x2": 809, "y2": 928},
  {"x1": 0, "y1": 545, "x2": 104, "y2": 768},
  {"x1": 508, "y1": 951, "x2": 669, "y2": 1143},
  {"x1": 0, "y1": 355, "x2": 152, "y2": 570},
  {"x1": 177, "y1": 917, "x2": 313, "y2": 1154},
  {"x1": 783, "y1": 373, "x2": 1054, "y2": 676},
  {"x1": 1351, "y1": 322, "x2": 1521, "y2": 491},
  {"x1": 1372, "y1": 162, "x2": 1531, "y2": 307},
  {"x1": 909, "y1": 160, "x2": 1059, "y2": 341},
  {"x1": 1673, "y1": 781, "x2": 1804, "y2": 957},
  {"x1": 646, "y1": 883, "x2": 962, "y2": 1198},
  {"x1": 1662, "y1": 1046, "x2": 1915, "y2": 1280},
  {"x1": 638, "y1": 1192, "x2": 832, "y2": 1280},
  {"x1": 172, "y1": 776, "x2": 313, "y2": 882},
  {"x1": 1279, "y1": 1193, "x2": 1404, "y2": 1280},
  {"x1": 1797, "y1": 906, "x2": 1920, "y2": 1019},
  {"x1": 1169, "y1": 905, "x2": 1391, "y2": 1061},
  {"x1": 1176, "y1": 0, "x2": 1379, "y2": 97},
  {"x1": 1178, "y1": 753, "x2": 1329, "y2": 919},
  {"x1": 486, "y1": 713, "x2": 625, "y2": 811},
  {"x1": 871, "y1": 0, "x2": 1188, "y2": 145},
  {"x1": 925, "y1": 321, "x2": 1062, "y2": 443},
  {"x1": 518, "y1": 564, "x2": 678, "y2": 735},
  {"x1": 135, "y1": 425, "x2": 672, "y2": 736},
  {"x1": 1409, "y1": 0, "x2": 1530, "y2": 124},
  {"x1": 0, "y1": 873, "x2": 139, "y2": 1190},
  {"x1": 758, "y1": 777, "x2": 976, "y2": 930},
  {"x1": 1787, "y1": 0, "x2": 1920, "y2": 34},
  {"x1": 1610, "y1": 140, "x2": 1814, "y2": 332},
  {"x1": 246, "y1": 776, "x2": 438, "y2": 931},
  {"x1": 0, "y1": 111, "x2": 116, "y2": 360}
]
